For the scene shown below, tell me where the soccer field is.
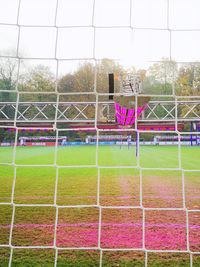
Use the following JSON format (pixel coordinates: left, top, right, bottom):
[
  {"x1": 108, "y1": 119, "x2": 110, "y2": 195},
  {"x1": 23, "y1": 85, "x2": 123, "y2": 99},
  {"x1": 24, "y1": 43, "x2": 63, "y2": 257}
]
[
  {"x1": 1, "y1": 145, "x2": 200, "y2": 168},
  {"x1": 0, "y1": 145, "x2": 200, "y2": 266}
]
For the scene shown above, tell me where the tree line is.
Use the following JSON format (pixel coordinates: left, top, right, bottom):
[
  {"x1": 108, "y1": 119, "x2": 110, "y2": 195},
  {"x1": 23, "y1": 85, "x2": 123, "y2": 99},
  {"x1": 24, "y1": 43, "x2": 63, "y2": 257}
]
[{"x1": 0, "y1": 58, "x2": 200, "y2": 102}]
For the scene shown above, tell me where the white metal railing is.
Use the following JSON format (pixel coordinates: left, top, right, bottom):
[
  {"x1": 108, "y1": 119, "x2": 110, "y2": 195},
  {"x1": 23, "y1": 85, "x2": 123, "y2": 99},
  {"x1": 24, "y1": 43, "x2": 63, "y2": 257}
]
[{"x1": 0, "y1": 100, "x2": 199, "y2": 123}]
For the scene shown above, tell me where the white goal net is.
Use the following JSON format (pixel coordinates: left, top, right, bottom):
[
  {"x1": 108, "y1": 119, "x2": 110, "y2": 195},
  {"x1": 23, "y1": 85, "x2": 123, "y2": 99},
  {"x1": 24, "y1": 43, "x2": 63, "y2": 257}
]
[{"x1": 0, "y1": 0, "x2": 200, "y2": 266}]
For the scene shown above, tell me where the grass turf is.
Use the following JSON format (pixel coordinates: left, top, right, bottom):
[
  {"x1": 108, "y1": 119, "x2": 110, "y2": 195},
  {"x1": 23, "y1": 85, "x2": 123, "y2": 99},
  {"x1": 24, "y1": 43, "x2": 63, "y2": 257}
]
[
  {"x1": 0, "y1": 145, "x2": 199, "y2": 168},
  {"x1": 0, "y1": 145, "x2": 200, "y2": 266}
]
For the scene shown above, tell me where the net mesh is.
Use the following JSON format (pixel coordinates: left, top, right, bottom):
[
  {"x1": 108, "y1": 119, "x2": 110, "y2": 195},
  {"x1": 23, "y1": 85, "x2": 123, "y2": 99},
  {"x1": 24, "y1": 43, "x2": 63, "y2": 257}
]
[{"x1": 0, "y1": 0, "x2": 200, "y2": 266}]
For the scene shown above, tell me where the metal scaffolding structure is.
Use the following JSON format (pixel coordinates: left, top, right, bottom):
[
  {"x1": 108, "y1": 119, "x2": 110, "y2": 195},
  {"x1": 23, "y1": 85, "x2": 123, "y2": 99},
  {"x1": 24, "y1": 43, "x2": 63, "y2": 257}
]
[{"x1": 0, "y1": 99, "x2": 199, "y2": 126}]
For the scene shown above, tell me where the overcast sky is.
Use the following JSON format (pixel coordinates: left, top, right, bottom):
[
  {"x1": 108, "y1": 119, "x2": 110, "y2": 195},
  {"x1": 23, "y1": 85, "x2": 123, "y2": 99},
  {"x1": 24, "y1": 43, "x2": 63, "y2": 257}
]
[{"x1": 0, "y1": 0, "x2": 200, "y2": 75}]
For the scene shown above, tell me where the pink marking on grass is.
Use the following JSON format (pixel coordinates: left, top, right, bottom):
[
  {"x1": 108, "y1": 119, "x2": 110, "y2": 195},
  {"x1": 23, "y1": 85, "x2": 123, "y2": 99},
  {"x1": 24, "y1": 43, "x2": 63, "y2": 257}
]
[
  {"x1": 101, "y1": 226, "x2": 142, "y2": 248},
  {"x1": 1, "y1": 222, "x2": 200, "y2": 229},
  {"x1": 56, "y1": 224, "x2": 98, "y2": 247},
  {"x1": 2, "y1": 222, "x2": 200, "y2": 249},
  {"x1": 189, "y1": 213, "x2": 200, "y2": 252},
  {"x1": 145, "y1": 229, "x2": 187, "y2": 250},
  {"x1": 145, "y1": 210, "x2": 187, "y2": 250}
]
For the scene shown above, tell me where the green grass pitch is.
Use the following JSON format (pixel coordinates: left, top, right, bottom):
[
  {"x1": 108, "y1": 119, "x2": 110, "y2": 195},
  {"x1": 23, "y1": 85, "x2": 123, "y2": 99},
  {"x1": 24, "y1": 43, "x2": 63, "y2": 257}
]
[{"x1": 0, "y1": 145, "x2": 200, "y2": 266}]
